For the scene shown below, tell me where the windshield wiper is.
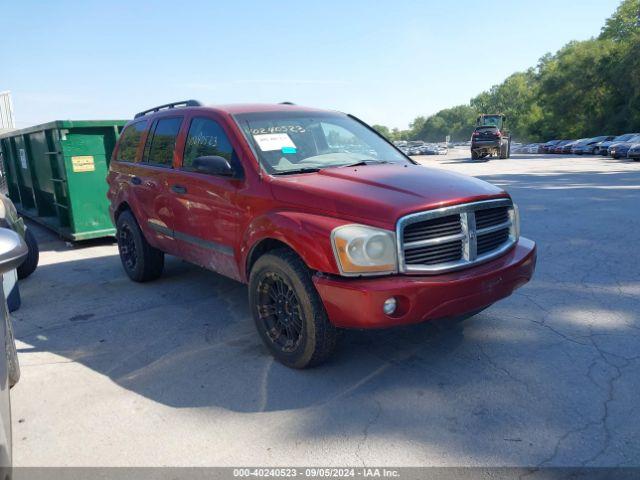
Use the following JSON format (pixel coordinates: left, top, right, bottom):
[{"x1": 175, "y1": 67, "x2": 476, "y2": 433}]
[
  {"x1": 337, "y1": 160, "x2": 390, "y2": 168},
  {"x1": 272, "y1": 167, "x2": 321, "y2": 175}
]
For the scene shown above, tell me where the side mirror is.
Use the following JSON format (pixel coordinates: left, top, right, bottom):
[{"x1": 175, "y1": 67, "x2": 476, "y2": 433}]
[
  {"x1": 0, "y1": 229, "x2": 28, "y2": 275},
  {"x1": 192, "y1": 156, "x2": 235, "y2": 177}
]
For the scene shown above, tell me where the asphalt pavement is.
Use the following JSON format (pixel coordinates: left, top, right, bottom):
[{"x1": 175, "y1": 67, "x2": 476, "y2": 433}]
[{"x1": 10, "y1": 149, "x2": 640, "y2": 467}]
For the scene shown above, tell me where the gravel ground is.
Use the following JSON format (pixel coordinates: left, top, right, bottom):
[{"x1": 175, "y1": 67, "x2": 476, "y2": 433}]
[{"x1": 10, "y1": 149, "x2": 640, "y2": 467}]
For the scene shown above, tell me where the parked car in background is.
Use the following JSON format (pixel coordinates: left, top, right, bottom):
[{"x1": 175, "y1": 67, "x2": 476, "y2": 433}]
[
  {"x1": 540, "y1": 140, "x2": 562, "y2": 153},
  {"x1": 0, "y1": 228, "x2": 29, "y2": 469},
  {"x1": 526, "y1": 143, "x2": 542, "y2": 154},
  {"x1": 551, "y1": 140, "x2": 572, "y2": 154},
  {"x1": 598, "y1": 133, "x2": 640, "y2": 156},
  {"x1": 609, "y1": 135, "x2": 640, "y2": 158},
  {"x1": 609, "y1": 135, "x2": 640, "y2": 159},
  {"x1": 573, "y1": 136, "x2": 615, "y2": 155},
  {"x1": 419, "y1": 144, "x2": 448, "y2": 155},
  {"x1": 626, "y1": 143, "x2": 640, "y2": 160},
  {"x1": 560, "y1": 139, "x2": 583, "y2": 154},
  {"x1": 107, "y1": 101, "x2": 536, "y2": 368}
]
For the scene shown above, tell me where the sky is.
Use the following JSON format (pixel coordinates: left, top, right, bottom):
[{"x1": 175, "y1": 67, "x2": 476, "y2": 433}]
[{"x1": 0, "y1": 0, "x2": 622, "y2": 129}]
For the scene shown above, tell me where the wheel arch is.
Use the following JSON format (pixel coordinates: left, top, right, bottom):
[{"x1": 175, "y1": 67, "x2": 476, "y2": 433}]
[
  {"x1": 241, "y1": 212, "x2": 343, "y2": 283},
  {"x1": 245, "y1": 238, "x2": 298, "y2": 280},
  {"x1": 113, "y1": 201, "x2": 133, "y2": 222}
]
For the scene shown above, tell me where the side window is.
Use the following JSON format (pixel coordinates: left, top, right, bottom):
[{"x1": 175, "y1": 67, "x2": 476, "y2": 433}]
[
  {"x1": 183, "y1": 117, "x2": 236, "y2": 170},
  {"x1": 144, "y1": 117, "x2": 183, "y2": 167},
  {"x1": 116, "y1": 122, "x2": 146, "y2": 162}
]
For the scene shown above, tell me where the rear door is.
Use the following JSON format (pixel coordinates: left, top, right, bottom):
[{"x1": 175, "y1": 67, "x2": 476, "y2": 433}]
[{"x1": 135, "y1": 116, "x2": 185, "y2": 253}]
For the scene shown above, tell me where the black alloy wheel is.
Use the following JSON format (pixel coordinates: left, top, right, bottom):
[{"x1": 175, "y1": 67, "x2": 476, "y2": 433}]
[
  {"x1": 118, "y1": 223, "x2": 137, "y2": 271},
  {"x1": 256, "y1": 272, "x2": 304, "y2": 353}
]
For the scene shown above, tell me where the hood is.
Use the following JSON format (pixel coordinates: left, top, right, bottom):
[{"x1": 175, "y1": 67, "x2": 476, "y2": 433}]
[{"x1": 270, "y1": 164, "x2": 506, "y2": 228}]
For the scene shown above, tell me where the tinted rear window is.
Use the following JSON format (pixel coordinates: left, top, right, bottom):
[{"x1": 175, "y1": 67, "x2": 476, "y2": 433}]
[
  {"x1": 116, "y1": 122, "x2": 146, "y2": 162},
  {"x1": 144, "y1": 117, "x2": 183, "y2": 167}
]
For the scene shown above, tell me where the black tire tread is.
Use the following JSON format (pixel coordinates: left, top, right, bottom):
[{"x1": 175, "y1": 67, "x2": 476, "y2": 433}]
[
  {"x1": 249, "y1": 248, "x2": 337, "y2": 368},
  {"x1": 116, "y1": 211, "x2": 164, "y2": 282},
  {"x1": 17, "y1": 228, "x2": 39, "y2": 280}
]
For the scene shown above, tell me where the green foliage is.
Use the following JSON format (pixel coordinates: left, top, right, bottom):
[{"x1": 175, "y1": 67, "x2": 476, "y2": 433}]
[
  {"x1": 375, "y1": 0, "x2": 640, "y2": 143},
  {"x1": 414, "y1": 105, "x2": 477, "y2": 142},
  {"x1": 371, "y1": 124, "x2": 392, "y2": 139},
  {"x1": 600, "y1": 0, "x2": 640, "y2": 40}
]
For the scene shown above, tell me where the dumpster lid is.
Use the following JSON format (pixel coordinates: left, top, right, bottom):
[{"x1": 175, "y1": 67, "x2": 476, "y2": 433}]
[{"x1": 0, "y1": 120, "x2": 127, "y2": 139}]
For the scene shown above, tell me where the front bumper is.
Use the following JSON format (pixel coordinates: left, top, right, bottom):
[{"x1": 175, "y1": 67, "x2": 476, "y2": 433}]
[
  {"x1": 313, "y1": 237, "x2": 536, "y2": 329},
  {"x1": 611, "y1": 148, "x2": 629, "y2": 157}
]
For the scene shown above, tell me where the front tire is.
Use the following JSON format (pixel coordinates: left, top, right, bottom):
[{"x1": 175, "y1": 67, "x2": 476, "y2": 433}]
[
  {"x1": 116, "y1": 211, "x2": 164, "y2": 282},
  {"x1": 249, "y1": 249, "x2": 337, "y2": 368}
]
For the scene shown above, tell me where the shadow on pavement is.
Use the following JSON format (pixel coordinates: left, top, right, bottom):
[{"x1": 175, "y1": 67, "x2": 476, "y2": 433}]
[{"x1": 11, "y1": 168, "x2": 640, "y2": 466}]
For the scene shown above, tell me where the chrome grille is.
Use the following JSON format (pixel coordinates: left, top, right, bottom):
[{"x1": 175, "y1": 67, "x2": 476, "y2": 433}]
[
  {"x1": 403, "y1": 214, "x2": 461, "y2": 242},
  {"x1": 477, "y1": 227, "x2": 510, "y2": 255},
  {"x1": 404, "y1": 239, "x2": 463, "y2": 266},
  {"x1": 475, "y1": 206, "x2": 509, "y2": 229},
  {"x1": 397, "y1": 199, "x2": 517, "y2": 274}
]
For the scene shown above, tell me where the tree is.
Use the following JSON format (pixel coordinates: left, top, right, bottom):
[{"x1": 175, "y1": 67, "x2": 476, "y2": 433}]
[
  {"x1": 371, "y1": 124, "x2": 391, "y2": 139},
  {"x1": 600, "y1": 0, "x2": 640, "y2": 41}
]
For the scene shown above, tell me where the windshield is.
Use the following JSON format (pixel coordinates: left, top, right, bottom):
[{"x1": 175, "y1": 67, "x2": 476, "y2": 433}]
[
  {"x1": 235, "y1": 111, "x2": 410, "y2": 174},
  {"x1": 615, "y1": 133, "x2": 639, "y2": 142}
]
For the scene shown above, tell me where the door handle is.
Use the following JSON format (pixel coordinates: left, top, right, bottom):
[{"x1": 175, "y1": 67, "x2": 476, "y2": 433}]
[
  {"x1": 131, "y1": 176, "x2": 142, "y2": 185},
  {"x1": 171, "y1": 184, "x2": 187, "y2": 194}
]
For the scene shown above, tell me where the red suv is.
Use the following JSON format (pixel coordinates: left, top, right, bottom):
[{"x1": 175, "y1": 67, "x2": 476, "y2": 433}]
[{"x1": 107, "y1": 100, "x2": 536, "y2": 368}]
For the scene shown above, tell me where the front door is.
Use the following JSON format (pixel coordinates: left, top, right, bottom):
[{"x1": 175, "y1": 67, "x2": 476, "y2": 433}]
[{"x1": 168, "y1": 115, "x2": 245, "y2": 281}]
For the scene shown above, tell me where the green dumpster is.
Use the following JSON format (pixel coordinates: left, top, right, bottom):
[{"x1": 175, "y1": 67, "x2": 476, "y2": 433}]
[{"x1": 0, "y1": 120, "x2": 126, "y2": 241}]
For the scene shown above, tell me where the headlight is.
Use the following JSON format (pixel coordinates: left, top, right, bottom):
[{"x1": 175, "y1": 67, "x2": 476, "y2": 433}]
[
  {"x1": 510, "y1": 203, "x2": 520, "y2": 240},
  {"x1": 331, "y1": 225, "x2": 397, "y2": 276}
]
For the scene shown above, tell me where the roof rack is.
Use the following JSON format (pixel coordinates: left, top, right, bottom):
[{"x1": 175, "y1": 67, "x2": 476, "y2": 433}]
[{"x1": 134, "y1": 99, "x2": 203, "y2": 119}]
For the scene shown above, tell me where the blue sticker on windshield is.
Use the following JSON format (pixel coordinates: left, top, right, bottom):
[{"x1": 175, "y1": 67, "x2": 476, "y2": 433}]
[{"x1": 282, "y1": 146, "x2": 297, "y2": 154}]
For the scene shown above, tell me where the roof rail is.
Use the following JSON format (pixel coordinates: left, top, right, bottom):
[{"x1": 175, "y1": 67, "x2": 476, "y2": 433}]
[{"x1": 134, "y1": 99, "x2": 203, "y2": 119}]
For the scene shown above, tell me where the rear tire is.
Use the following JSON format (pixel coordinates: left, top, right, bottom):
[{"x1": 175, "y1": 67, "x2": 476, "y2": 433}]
[
  {"x1": 471, "y1": 150, "x2": 479, "y2": 160},
  {"x1": 499, "y1": 142, "x2": 508, "y2": 159},
  {"x1": 116, "y1": 210, "x2": 164, "y2": 282},
  {"x1": 249, "y1": 249, "x2": 337, "y2": 368},
  {"x1": 17, "y1": 228, "x2": 39, "y2": 280}
]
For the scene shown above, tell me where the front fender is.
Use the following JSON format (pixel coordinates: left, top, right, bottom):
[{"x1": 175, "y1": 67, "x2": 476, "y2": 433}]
[{"x1": 241, "y1": 211, "x2": 350, "y2": 282}]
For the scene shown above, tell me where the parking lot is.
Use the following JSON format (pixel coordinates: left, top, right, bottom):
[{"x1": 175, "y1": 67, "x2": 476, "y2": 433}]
[{"x1": 10, "y1": 149, "x2": 640, "y2": 467}]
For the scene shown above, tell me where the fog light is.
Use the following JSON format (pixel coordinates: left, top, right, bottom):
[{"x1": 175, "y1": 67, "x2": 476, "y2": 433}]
[{"x1": 383, "y1": 297, "x2": 397, "y2": 315}]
